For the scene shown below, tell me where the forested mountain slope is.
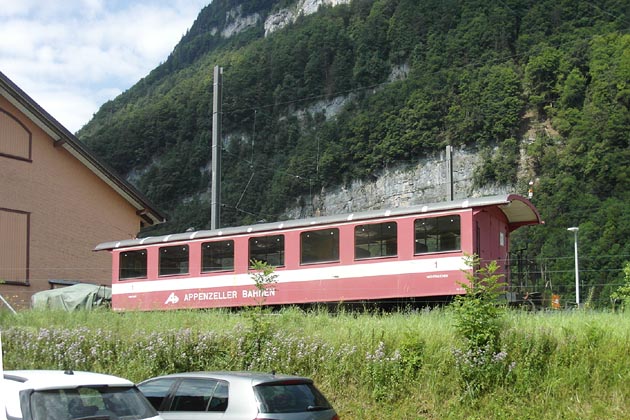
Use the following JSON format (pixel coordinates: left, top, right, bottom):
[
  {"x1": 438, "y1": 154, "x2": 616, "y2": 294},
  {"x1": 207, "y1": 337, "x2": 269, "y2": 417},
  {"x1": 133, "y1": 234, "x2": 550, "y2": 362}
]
[{"x1": 78, "y1": 0, "x2": 630, "y2": 306}]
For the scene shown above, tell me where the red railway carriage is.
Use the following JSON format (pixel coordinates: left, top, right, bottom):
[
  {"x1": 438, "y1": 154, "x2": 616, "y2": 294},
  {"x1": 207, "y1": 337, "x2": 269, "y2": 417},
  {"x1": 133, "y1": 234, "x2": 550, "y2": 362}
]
[{"x1": 94, "y1": 194, "x2": 541, "y2": 311}]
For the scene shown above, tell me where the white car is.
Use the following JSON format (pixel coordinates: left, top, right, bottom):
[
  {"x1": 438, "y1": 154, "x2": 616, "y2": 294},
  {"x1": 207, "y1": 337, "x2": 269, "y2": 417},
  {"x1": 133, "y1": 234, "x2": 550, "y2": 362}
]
[{"x1": 1, "y1": 369, "x2": 163, "y2": 420}]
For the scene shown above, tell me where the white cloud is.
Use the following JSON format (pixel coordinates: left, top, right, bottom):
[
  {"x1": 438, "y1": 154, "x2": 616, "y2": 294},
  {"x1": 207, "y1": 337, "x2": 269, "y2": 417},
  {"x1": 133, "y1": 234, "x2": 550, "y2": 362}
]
[{"x1": 0, "y1": 0, "x2": 209, "y2": 133}]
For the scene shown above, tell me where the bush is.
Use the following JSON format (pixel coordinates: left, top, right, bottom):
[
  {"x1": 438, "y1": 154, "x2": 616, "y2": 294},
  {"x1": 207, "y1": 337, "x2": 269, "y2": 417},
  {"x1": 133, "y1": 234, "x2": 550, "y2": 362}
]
[{"x1": 451, "y1": 256, "x2": 512, "y2": 397}]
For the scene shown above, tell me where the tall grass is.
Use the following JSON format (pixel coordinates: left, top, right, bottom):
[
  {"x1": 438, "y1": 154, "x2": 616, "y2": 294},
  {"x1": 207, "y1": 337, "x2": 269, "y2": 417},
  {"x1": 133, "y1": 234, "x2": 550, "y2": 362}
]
[{"x1": 1, "y1": 307, "x2": 629, "y2": 419}]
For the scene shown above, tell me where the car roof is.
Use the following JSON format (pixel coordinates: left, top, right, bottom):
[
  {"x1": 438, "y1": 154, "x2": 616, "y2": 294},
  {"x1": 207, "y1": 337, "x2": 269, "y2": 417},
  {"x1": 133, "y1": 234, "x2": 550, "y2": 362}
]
[
  {"x1": 3, "y1": 370, "x2": 134, "y2": 390},
  {"x1": 140, "y1": 371, "x2": 313, "y2": 386}
]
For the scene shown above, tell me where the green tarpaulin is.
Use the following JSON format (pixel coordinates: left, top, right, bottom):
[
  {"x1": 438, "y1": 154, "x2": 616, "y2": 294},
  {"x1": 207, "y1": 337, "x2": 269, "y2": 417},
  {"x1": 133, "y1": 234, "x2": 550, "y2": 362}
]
[{"x1": 31, "y1": 283, "x2": 111, "y2": 311}]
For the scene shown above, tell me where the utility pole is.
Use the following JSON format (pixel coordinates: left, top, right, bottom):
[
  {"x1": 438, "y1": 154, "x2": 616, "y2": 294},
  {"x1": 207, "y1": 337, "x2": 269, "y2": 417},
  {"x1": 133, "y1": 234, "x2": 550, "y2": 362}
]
[
  {"x1": 568, "y1": 227, "x2": 580, "y2": 308},
  {"x1": 446, "y1": 145, "x2": 453, "y2": 201},
  {"x1": 211, "y1": 66, "x2": 223, "y2": 230}
]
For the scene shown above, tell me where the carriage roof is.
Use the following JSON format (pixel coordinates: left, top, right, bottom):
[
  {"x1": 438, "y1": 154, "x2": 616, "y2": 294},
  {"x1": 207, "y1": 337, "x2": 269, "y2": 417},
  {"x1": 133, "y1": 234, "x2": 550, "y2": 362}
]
[{"x1": 94, "y1": 194, "x2": 541, "y2": 251}]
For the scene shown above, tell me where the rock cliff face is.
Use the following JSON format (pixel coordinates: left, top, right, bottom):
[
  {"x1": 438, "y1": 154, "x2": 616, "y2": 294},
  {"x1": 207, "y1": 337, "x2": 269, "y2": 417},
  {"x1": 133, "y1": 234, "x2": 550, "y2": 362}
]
[
  {"x1": 215, "y1": 0, "x2": 351, "y2": 39},
  {"x1": 213, "y1": 5, "x2": 261, "y2": 38},
  {"x1": 221, "y1": 13, "x2": 260, "y2": 38},
  {"x1": 265, "y1": 0, "x2": 351, "y2": 36},
  {"x1": 284, "y1": 147, "x2": 515, "y2": 219}
]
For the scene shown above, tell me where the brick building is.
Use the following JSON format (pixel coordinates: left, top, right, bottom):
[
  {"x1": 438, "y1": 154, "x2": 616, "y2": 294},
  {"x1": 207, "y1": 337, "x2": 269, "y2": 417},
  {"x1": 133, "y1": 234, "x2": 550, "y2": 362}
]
[{"x1": 0, "y1": 71, "x2": 164, "y2": 308}]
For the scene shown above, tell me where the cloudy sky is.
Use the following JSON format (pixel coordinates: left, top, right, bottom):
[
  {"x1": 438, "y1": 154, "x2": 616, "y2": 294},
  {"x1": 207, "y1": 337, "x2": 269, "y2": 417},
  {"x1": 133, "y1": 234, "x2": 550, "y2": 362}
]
[{"x1": 0, "y1": 0, "x2": 209, "y2": 133}]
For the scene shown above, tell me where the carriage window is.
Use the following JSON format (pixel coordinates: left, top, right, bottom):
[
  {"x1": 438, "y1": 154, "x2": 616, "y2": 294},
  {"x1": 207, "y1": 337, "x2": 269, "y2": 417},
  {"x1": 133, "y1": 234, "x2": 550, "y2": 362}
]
[
  {"x1": 249, "y1": 235, "x2": 285, "y2": 267},
  {"x1": 301, "y1": 228, "x2": 339, "y2": 265},
  {"x1": 119, "y1": 250, "x2": 147, "y2": 280},
  {"x1": 354, "y1": 222, "x2": 397, "y2": 259},
  {"x1": 414, "y1": 215, "x2": 461, "y2": 254},
  {"x1": 202, "y1": 240, "x2": 234, "y2": 272},
  {"x1": 159, "y1": 245, "x2": 189, "y2": 276}
]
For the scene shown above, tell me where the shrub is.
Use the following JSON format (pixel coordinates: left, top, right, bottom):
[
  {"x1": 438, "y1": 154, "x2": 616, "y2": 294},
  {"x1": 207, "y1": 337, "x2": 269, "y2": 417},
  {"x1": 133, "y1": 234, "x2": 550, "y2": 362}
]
[
  {"x1": 611, "y1": 262, "x2": 630, "y2": 310},
  {"x1": 451, "y1": 256, "x2": 512, "y2": 397}
]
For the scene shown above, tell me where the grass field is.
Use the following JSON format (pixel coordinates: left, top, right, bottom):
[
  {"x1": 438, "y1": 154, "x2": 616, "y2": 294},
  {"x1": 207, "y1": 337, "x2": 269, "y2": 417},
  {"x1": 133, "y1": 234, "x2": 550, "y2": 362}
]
[{"x1": 2, "y1": 307, "x2": 629, "y2": 419}]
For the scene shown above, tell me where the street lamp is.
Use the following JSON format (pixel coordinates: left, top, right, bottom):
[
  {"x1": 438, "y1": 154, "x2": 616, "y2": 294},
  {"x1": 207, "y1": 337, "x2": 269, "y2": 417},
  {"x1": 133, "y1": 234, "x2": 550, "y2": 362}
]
[{"x1": 567, "y1": 227, "x2": 580, "y2": 308}]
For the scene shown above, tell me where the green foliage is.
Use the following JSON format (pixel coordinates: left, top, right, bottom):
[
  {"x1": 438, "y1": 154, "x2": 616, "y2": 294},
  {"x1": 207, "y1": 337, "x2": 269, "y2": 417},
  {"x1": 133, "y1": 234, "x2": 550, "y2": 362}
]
[
  {"x1": 524, "y1": 45, "x2": 564, "y2": 115},
  {"x1": 452, "y1": 256, "x2": 506, "y2": 352},
  {"x1": 558, "y1": 67, "x2": 587, "y2": 109},
  {"x1": 611, "y1": 262, "x2": 630, "y2": 310},
  {"x1": 358, "y1": 330, "x2": 426, "y2": 402},
  {"x1": 501, "y1": 326, "x2": 557, "y2": 390},
  {"x1": 447, "y1": 64, "x2": 524, "y2": 147},
  {"x1": 474, "y1": 137, "x2": 520, "y2": 186},
  {"x1": 248, "y1": 259, "x2": 278, "y2": 305},
  {"x1": 240, "y1": 260, "x2": 279, "y2": 368}
]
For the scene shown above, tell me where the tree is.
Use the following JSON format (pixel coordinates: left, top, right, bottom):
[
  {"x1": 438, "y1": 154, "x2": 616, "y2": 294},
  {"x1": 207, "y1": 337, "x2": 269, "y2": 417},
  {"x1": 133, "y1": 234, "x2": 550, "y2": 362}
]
[{"x1": 524, "y1": 46, "x2": 564, "y2": 115}]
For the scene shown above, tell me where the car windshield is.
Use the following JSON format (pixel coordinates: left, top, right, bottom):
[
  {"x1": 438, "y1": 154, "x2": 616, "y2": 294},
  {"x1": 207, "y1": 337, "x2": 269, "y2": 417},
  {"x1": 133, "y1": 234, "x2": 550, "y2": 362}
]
[
  {"x1": 28, "y1": 385, "x2": 158, "y2": 420},
  {"x1": 254, "y1": 382, "x2": 332, "y2": 414}
]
